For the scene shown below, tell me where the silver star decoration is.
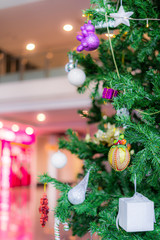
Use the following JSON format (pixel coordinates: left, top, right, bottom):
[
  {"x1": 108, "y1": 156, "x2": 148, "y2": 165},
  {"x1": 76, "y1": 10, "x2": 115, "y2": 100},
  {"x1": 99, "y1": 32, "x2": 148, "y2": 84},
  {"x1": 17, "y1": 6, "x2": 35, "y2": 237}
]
[{"x1": 110, "y1": 6, "x2": 134, "y2": 27}]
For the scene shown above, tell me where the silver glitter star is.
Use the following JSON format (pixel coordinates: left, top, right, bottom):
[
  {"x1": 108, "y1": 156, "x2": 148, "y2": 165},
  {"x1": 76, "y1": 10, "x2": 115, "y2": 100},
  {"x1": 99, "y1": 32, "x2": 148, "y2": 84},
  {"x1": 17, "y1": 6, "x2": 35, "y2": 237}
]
[{"x1": 110, "y1": 6, "x2": 134, "y2": 27}]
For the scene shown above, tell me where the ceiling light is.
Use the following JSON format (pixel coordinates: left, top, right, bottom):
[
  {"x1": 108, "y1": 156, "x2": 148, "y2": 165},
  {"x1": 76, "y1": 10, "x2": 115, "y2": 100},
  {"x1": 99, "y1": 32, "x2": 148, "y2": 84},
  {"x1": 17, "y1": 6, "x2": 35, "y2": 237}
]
[
  {"x1": 63, "y1": 24, "x2": 73, "y2": 32},
  {"x1": 26, "y1": 43, "x2": 35, "y2": 51},
  {"x1": 37, "y1": 113, "x2": 46, "y2": 122},
  {"x1": 0, "y1": 122, "x2": 3, "y2": 128},
  {"x1": 12, "y1": 124, "x2": 19, "y2": 132},
  {"x1": 25, "y1": 127, "x2": 34, "y2": 135}
]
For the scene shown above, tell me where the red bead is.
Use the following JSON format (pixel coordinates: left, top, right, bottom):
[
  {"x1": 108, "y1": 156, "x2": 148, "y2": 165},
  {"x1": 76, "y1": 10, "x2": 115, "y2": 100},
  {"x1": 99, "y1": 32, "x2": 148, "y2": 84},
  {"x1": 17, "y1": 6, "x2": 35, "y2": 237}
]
[
  {"x1": 42, "y1": 224, "x2": 45, "y2": 227},
  {"x1": 40, "y1": 218, "x2": 44, "y2": 224},
  {"x1": 39, "y1": 207, "x2": 42, "y2": 213},
  {"x1": 40, "y1": 199, "x2": 44, "y2": 204},
  {"x1": 44, "y1": 199, "x2": 48, "y2": 204}
]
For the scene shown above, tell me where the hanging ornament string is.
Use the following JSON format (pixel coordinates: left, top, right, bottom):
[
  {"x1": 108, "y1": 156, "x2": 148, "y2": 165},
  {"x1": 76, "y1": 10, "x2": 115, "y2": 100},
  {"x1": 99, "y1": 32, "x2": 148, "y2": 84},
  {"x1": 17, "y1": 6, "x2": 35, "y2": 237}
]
[
  {"x1": 44, "y1": 182, "x2": 47, "y2": 192},
  {"x1": 105, "y1": 13, "x2": 120, "y2": 79},
  {"x1": 134, "y1": 174, "x2": 137, "y2": 194},
  {"x1": 129, "y1": 17, "x2": 160, "y2": 21},
  {"x1": 135, "y1": 109, "x2": 160, "y2": 116},
  {"x1": 105, "y1": 14, "x2": 160, "y2": 22},
  {"x1": 87, "y1": 13, "x2": 90, "y2": 21},
  {"x1": 116, "y1": 0, "x2": 120, "y2": 10}
]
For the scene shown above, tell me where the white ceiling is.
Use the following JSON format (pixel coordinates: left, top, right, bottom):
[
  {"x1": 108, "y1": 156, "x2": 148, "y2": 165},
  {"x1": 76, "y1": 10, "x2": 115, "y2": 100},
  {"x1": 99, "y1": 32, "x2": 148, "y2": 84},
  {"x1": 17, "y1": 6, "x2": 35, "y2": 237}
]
[
  {"x1": 0, "y1": 0, "x2": 92, "y2": 134},
  {"x1": 0, "y1": 0, "x2": 116, "y2": 135},
  {"x1": 0, "y1": 0, "x2": 90, "y2": 68},
  {"x1": 0, "y1": 0, "x2": 43, "y2": 9}
]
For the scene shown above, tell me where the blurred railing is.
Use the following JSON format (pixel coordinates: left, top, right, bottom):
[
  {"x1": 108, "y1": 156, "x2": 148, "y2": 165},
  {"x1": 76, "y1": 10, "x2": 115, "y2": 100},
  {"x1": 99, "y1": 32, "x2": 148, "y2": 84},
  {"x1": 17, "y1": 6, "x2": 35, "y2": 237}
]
[{"x1": 0, "y1": 50, "x2": 66, "y2": 83}]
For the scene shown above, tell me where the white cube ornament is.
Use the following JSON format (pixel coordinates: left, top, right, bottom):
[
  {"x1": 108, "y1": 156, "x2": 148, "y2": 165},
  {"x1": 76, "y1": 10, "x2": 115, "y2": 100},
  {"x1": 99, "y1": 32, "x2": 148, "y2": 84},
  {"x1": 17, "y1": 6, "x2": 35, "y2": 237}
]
[{"x1": 117, "y1": 193, "x2": 155, "y2": 232}]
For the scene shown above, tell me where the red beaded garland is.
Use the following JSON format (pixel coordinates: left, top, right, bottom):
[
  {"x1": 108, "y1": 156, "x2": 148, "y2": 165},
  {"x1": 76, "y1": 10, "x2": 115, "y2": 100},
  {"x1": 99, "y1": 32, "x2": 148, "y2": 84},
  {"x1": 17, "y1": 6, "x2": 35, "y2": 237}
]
[{"x1": 39, "y1": 193, "x2": 49, "y2": 227}]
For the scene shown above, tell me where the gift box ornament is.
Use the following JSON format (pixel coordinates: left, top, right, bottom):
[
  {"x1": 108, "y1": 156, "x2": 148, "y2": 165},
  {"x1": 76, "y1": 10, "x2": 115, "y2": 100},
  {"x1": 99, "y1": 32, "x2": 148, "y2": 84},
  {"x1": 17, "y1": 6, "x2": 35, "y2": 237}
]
[
  {"x1": 102, "y1": 88, "x2": 118, "y2": 100},
  {"x1": 116, "y1": 176, "x2": 155, "y2": 232}
]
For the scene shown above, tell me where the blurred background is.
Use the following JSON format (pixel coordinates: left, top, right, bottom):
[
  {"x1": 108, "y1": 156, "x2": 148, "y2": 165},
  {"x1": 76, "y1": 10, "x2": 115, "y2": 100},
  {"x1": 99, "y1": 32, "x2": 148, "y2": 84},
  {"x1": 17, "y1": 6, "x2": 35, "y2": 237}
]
[{"x1": 0, "y1": 0, "x2": 114, "y2": 239}]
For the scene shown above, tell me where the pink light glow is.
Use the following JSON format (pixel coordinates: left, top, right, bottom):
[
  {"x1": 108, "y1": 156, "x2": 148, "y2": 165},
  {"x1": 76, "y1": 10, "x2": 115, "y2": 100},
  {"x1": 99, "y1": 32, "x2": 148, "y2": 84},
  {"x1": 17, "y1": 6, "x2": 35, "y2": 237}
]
[
  {"x1": 0, "y1": 121, "x2": 3, "y2": 128},
  {"x1": 0, "y1": 128, "x2": 35, "y2": 190},
  {"x1": 1, "y1": 145, "x2": 11, "y2": 189},
  {"x1": 15, "y1": 131, "x2": 35, "y2": 145},
  {"x1": 25, "y1": 127, "x2": 34, "y2": 135},
  {"x1": 0, "y1": 128, "x2": 35, "y2": 145},
  {"x1": 11, "y1": 124, "x2": 20, "y2": 132},
  {"x1": 0, "y1": 188, "x2": 33, "y2": 239},
  {"x1": 0, "y1": 129, "x2": 15, "y2": 141}
]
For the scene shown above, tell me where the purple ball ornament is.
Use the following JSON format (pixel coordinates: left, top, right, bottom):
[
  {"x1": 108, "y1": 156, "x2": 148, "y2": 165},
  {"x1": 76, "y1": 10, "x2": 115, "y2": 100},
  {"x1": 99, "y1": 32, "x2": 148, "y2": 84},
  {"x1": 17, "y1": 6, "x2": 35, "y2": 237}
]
[{"x1": 76, "y1": 20, "x2": 100, "y2": 52}]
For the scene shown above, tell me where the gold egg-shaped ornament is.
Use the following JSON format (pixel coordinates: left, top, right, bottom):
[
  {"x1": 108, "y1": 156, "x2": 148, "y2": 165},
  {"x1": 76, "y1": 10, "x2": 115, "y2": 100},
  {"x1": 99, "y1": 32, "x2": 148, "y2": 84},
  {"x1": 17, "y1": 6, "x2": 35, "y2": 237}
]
[{"x1": 108, "y1": 145, "x2": 130, "y2": 171}]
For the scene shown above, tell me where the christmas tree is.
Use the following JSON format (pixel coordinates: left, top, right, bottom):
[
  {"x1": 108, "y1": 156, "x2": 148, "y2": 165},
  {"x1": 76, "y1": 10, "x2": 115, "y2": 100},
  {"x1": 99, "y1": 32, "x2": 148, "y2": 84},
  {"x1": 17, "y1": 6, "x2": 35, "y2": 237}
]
[{"x1": 39, "y1": 0, "x2": 160, "y2": 239}]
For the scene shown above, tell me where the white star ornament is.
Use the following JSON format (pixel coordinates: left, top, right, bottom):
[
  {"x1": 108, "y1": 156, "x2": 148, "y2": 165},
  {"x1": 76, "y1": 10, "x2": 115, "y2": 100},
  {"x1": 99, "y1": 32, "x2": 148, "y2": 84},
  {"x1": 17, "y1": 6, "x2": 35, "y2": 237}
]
[{"x1": 110, "y1": 6, "x2": 134, "y2": 27}]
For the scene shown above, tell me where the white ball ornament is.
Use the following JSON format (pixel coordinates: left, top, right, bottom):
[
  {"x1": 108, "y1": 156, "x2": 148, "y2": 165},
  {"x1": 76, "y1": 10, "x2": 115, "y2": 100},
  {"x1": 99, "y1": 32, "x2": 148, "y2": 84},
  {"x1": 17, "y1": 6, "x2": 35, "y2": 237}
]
[
  {"x1": 51, "y1": 150, "x2": 67, "y2": 169},
  {"x1": 67, "y1": 68, "x2": 86, "y2": 87}
]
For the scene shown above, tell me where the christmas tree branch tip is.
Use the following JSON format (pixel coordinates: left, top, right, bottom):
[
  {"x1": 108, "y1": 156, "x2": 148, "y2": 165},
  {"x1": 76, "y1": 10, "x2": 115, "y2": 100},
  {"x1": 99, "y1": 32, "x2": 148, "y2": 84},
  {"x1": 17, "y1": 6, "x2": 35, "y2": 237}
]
[
  {"x1": 38, "y1": 173, "x2": 53, "y2": 184},
  {"x1": 38, "y1": 173, "x2": 71, "y2": 191}
]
